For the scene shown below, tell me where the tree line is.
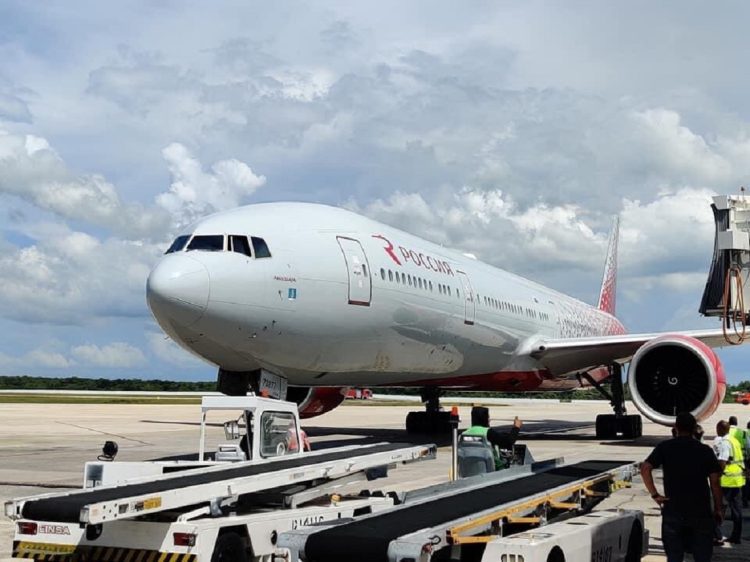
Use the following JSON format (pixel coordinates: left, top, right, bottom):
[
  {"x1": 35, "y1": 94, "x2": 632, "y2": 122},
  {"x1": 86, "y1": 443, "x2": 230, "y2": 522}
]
[{"x1": 0, "y1": 375, "x2": 748, "y2": 402}]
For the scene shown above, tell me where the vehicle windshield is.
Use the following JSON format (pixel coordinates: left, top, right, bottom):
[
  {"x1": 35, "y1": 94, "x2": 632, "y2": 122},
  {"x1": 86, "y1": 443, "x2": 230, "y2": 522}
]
[{"x1": 260, "y1": 411, "x2": 299, "y2": 457}]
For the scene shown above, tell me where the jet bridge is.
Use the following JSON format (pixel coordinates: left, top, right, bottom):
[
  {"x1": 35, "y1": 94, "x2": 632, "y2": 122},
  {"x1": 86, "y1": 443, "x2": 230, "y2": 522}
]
[
  {"x1": 701, "y1": 193, "x2": 750, "y2": 343},
  {"x1": 279, "y1": 459, "x2": 636, "y2": 562}
]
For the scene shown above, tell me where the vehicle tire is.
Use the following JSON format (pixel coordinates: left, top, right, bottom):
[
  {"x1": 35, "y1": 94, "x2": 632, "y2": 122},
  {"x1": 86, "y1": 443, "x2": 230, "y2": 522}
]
[
  {"x1": 742, "y1": 400, "x2": 749, "y2": 405},
  {"x1": 546, "y1": 546, "x2": 565, "y2": 562},
  {"x1": 211, "y1": 532, "x2": 248, "y2": 562},
  {"x1": 625, "y1": 519, "x2": 643, "y2": 562}
]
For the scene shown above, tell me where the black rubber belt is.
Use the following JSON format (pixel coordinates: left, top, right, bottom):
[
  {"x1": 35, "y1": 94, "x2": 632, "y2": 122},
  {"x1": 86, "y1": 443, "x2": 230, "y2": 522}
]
[
  {"x1": 304, "y1": 460, "x2": 631, "y2": 562},
  {"x1": 21, "y1": 442, "x2": 409, "y2": 523}
]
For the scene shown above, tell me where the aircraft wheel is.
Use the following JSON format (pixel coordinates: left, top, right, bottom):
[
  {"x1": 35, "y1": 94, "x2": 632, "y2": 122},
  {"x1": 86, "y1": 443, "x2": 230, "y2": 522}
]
[
  {"x1": 211, "y1": 532, "x2": 248, "y2": 562},
  {"x1": 595, "y1": 414, "x2": 616, "y2": 439},
  {"x1": 406, "y1": 411, "x2": 452, "y2": 434}
]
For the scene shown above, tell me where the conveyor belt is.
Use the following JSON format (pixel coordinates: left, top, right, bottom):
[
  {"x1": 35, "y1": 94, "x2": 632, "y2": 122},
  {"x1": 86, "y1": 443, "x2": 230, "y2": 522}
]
[
  {"x1": 21, "y1": 442, "x2": 408, "y2": 523},
  {"x1": 304, "y1": 460, "x2": 630, "y2": 562}
]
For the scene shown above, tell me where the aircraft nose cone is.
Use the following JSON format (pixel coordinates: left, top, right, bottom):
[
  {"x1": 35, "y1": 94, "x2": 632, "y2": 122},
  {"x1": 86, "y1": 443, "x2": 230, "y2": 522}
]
[{"x1": 147, "y1": 255, "x2": 210, "y2": 327}]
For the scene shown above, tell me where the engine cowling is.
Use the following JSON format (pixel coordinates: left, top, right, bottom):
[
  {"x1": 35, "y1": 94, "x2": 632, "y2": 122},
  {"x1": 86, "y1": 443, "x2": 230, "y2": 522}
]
[
  {"x1": 628, "y1": 335, "x2": 726, "y2": 425},
  {"x1": 286, "y1": 386, "x2": 348, "y2": 419}
]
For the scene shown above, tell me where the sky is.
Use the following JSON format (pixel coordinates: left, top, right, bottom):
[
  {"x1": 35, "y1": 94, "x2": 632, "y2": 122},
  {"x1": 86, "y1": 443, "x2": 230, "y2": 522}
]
[{"x1": 1, "y1": 1, "x2": 749, "y2": 384}]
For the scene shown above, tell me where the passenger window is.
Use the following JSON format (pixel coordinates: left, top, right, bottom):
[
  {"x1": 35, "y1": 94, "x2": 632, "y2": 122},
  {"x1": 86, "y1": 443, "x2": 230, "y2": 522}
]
[
  {"x1": 418, "y1": 278, "x2": 423, "y2": 289},
  {"x1": 229, "y1": 235, "x2": 252, "y2": 257},
  {"x1": 362, "y1": 264, "x2": 368, "y2": 277},
  {"x1": 259, "y1": 411, "x2": 300, "y2": 457},
  {"x1": 408, "y1": 275, "x2": 413, "y2": 286},
  {"x1": 389, "y1": 270, "x2": 393, "y2": 282},
  {"x1": 187, "y1": 235, "x2": 224, "y2": 252},
  {"x1": 165, "y1": 234, "x2": 190, "y2": 254},
  {"x1": 380, "y1": 268, "x2": 386, "y2": 280},
  {"x1": 429, "y1": 281, "x2": 433, "y2": 291},
  {"x1": 251, "y1": 237, "x2": 272, "y2": 258}
]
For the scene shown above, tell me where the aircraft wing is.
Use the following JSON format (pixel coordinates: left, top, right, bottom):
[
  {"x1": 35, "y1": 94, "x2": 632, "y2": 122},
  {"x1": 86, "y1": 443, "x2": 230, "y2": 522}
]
[{"x1": 529, "y1": 328, "x2": 735, "y2": 376}]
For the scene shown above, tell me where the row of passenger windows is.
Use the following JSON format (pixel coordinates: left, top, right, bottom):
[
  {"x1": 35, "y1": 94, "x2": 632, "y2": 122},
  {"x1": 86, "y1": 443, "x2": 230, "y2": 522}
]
[
  {"x1": 378, "y1": 266, "x2": 552, "y2": 323},
  {"x1": 479, "y1": 296, "x2": 550, "y2": 321},
  {"x1": 379, "y1": 268, "x2": 461, "y2": 298},
  {"x1": 165, "y1": 234, "x2": 272, "y2": 258}
]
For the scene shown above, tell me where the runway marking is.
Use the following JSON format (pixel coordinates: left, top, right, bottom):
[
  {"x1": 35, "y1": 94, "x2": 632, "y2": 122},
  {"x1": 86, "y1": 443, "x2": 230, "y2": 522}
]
[{"x1": 54, "y1": 422, "x2": 153, "y2": 445}]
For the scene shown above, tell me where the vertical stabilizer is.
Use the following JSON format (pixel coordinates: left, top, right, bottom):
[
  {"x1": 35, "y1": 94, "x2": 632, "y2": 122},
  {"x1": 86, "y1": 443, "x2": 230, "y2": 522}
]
[{"x1": 597, "y1": 216, "x2": 619, "y2": 315}]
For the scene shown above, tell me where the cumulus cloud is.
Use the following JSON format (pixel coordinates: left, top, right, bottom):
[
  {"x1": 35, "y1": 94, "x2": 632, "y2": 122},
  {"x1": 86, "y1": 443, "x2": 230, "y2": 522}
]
[
  {"x1": 71, "y1": 342, "x2": 146, "y2": 368},
  {"x1": 0, "y1": 224, "x2": 161, "y2": 324},
  {"x1": 147, "y1": 331, "x2": 206, "y2": 367},
  {"x1": 0, "y1": 348, "x2": 72, "y2": 370},
  {"x1": 157, "y1": 142, "x2": 266, "y2": 228},
  {"x1": 0, "y1": 130, "x2": 169, "y2": 239}
]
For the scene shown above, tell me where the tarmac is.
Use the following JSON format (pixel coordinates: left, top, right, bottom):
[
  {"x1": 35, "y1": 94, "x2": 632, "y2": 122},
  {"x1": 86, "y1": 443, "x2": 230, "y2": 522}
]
[{"x1": 1, "y1": 397, "x2": 749, "y2": 560}]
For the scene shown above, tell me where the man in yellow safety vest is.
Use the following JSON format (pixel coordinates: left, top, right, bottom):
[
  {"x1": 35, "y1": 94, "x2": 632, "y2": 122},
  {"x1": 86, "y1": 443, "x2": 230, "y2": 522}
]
[{"x1": 714, "y1": 420, "x2": 745, "y2": 544}]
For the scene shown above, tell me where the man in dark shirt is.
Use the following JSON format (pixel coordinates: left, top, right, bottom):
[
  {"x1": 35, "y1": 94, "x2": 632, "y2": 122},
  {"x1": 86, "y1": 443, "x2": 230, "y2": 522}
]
[{"x1": 641, "y1": 412, "x2": 723, "y2": 562}]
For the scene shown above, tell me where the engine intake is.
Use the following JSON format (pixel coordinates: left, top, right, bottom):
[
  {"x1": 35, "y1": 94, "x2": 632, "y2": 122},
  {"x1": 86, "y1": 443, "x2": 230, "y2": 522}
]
[
  {"x1": 286, "y1": 386, "x2": 348, "y2": 419},
  {"x1": 628, "y1": 335, "x2": 726, "y2": 425}
]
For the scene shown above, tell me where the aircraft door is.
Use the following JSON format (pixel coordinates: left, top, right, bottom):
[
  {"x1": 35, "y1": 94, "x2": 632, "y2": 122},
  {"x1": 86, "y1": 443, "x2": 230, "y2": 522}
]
[
  {"x1": 336, "y1": 237, "x2": 372, "y2": 306},
  {"x1": 456, "y1": 271, "x2": 476, "y2": 325}
]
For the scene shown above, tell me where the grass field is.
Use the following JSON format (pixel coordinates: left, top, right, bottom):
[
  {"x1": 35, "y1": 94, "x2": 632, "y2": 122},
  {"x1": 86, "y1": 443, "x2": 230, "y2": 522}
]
[{"x1": 0, "y1": 394, "x2": 202, "y2": 405}]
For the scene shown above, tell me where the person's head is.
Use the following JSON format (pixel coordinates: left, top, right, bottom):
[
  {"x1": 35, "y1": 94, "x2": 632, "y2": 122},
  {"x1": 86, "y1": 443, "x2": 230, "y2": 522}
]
[
  {"x1": 729, "y1": 415, "x2": 738, "y2": 426},
  {"x1": 694, "y1": 424, "x2": 704, "y2": 441},
  {"x1": 716, "y1": 420, "x2": 730, "y2": 437},
  {"x1": 471, "y1": 406, "x2": 490, "y2": 428},
  {"x1": 674, "y1": 412, "x2": 697, "y2": 436}
]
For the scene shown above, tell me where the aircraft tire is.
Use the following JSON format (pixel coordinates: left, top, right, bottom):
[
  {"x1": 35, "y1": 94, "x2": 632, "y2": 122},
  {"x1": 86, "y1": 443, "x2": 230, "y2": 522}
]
[
  {"x1": 595, "y1": 414, "x2": 616, "y2": 439},
  {"x1": 406, "y1": 411, "x2": 452, "y2": 434}
]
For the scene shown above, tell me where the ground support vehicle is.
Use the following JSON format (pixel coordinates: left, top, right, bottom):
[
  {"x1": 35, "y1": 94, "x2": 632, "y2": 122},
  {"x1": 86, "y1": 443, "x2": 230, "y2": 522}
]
[
  {"x1": 735, "y1": 391, "x2": 750, "y2": 405},
  {"x1": 5, "y1": 442, "x2": 436, "y2": 562},
  {"x1": 480, "y1": 509, "x2": 647, "y2": 562},
  {"x1": 278, "y1": 459, "x2": 639, "y2": 562},
  {"x1": 83, "y1": 395, "x2": 309, "y2": 489}
]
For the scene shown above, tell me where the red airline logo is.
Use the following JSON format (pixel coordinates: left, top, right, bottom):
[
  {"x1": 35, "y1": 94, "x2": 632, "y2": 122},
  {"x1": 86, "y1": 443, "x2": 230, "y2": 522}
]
[{"x1": 372, "y1": 234, "x2": 454, "y2": 276}]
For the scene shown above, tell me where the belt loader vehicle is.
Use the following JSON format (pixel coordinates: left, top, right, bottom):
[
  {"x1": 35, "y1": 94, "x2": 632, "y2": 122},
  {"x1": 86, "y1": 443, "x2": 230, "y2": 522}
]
[{"x1": 4, "y1": 394, "x2": 436, "y2": 561}]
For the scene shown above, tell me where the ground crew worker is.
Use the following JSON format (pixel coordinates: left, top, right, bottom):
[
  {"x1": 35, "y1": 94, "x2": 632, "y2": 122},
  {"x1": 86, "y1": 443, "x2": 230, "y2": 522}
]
[
  {"x1": 745, "y1": 420, "x2": 750, "y2": 508},
  {"x1": 641, "y1": 412, "x2": 722, "y2": 562},
  {"x1": 714, "y1": 420, "x2": 745, "y2": 544},
  {"x1": 463, "y1": 406, "x2": 522, "y2": 470}
]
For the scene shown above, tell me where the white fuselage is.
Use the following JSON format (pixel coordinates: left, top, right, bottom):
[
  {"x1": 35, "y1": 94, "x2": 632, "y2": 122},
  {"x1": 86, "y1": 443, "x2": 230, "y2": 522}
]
[{"x1": 146, "y1": 203, "x2": 624, "y2": 391}]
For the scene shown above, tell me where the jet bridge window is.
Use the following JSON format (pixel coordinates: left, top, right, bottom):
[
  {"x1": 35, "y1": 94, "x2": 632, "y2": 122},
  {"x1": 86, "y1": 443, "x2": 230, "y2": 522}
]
[
  {"x1": 229, "y1": 235, "x2": 252, "y2": 257},
  {"x1": 165, "y1": 235, "x2": 190, "y2": 254},
  {"x1": 251, "y1": 236, "x2": 272, "y2": 258},
  {"x1": 187, "y1": 235, "x2": 225, "y2": 252}
]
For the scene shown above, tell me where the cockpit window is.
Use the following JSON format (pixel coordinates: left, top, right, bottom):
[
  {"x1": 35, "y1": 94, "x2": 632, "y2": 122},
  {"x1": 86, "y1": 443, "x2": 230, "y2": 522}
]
[
  {"x1": 251, "y1": 237, "x2": 272, "y2": 258},
  {"x1": 165, "y1": 235, "x2": 190, "y2": 254},
  {"x1": 187, "y1": 235, "x2": 225, "y2": 252},
  {"x1": 229, "y1": 235, "x2": 252, "y2": 257}
]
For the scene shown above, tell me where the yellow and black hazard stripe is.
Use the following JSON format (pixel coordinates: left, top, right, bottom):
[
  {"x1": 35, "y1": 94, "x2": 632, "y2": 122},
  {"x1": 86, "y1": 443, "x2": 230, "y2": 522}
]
[{"x1": 13, "y1": 542, "x2": 197, "y2": 562}]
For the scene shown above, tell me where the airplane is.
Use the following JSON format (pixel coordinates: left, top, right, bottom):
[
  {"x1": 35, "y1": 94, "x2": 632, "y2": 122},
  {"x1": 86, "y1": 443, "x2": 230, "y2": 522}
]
[{"x1": 146, "y1": 202, "x2": 732, "y2": 439}]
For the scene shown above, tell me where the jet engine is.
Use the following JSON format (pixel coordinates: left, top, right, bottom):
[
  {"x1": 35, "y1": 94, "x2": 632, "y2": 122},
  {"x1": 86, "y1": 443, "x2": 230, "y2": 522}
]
[
  {"x1": 627, "y1": 335, "x2": 726, "y2": 425},
  {"x1": 286, "y1": 386, "x2": 348, "y2": 419}
]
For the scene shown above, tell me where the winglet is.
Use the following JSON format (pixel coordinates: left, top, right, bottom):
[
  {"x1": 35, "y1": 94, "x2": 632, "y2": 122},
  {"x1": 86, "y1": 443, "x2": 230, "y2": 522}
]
[{"x1": 597, "y1": 216, "x2": 619, "y2": 316}]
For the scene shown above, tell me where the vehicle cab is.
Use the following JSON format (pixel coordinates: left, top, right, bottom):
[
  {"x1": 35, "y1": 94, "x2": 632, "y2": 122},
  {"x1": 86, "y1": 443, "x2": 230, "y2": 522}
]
[{"x1": 84, "y1": 395, "x2": 308, "y2": 488}]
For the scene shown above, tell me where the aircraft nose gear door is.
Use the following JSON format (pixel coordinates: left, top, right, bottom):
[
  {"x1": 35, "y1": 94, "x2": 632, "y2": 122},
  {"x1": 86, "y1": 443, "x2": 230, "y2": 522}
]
[
  {"x1": 457, "y1": 270, "x2": 475, "y2": 325},
  {"x1": 337, "y1": 237, "x2": 372, "y2": 306}
]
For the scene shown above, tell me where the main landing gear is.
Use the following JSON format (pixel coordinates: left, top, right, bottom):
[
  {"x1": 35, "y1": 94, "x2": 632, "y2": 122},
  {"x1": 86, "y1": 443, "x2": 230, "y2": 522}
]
[
  {"x1": 582, "y1": 364, "x2": 642, "y2": 439},
  {"x1": 405, "y1": 387, "x2": 452, "y2": 434}
]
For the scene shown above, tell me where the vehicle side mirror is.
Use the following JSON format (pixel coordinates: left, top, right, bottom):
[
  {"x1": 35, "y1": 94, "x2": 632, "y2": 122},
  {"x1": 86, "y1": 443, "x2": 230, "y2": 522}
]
[{"x1": 224, "y1": 420, "x2": 240, "y2": 440}]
